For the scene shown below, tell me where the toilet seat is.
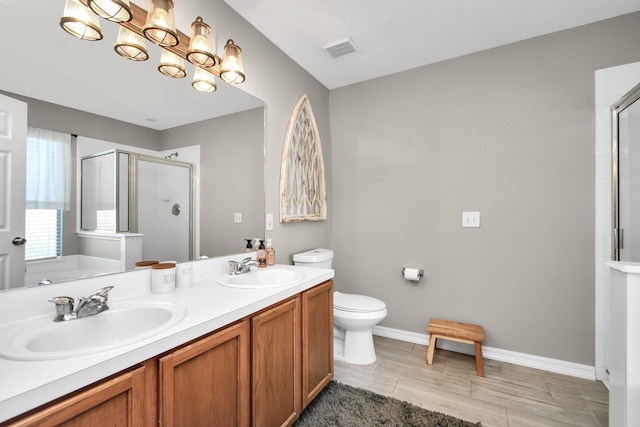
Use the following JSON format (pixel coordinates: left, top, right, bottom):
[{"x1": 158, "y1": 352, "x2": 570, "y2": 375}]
[{"x1": 334, "y1": 291, "x2": 386, "y2": 313}]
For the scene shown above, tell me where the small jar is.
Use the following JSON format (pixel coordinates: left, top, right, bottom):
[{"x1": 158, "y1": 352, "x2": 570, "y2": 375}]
[
  {"x1": 151, "y1": 262, "x2": 176, "y2": 294},
  {"x1": 176, "y1": 263, "x2": 193, "y2": 288},
  {"x1": 135, "y1": 260, "x2": 159, "y2": 270}
]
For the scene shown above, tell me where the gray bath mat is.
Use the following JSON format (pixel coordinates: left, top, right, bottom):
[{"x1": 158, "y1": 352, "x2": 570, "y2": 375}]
[{"x1": 294, "y1": 381, "x2": 482, "y2": 427}]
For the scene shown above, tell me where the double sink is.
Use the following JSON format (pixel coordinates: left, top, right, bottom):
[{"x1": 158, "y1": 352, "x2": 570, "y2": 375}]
[{"x1": 0, "y1": 268, "x2": 303, "y2": 361}]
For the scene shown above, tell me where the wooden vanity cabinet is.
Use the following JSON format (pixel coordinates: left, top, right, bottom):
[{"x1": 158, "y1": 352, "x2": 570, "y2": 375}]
[
  {"x1": 251, "y1": 279, "x2": 334, "y2": 427},
  {"x1": 301, "y1": 280, "x2": 334, "y2": 407},
  {"x1": 252, "y1": 296, "x2": 302, "y2": 427},
  {"x1": 159, "y1": 319, "x2": 250, "y2": 427},
  {"x1": 3, "y1": 364, "x2": 150, "y2": 427}
]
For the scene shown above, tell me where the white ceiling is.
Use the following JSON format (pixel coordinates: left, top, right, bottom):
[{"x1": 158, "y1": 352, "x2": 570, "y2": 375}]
[
  {"x1": 225, "y1": 0, "x2": 640, "y2": 89},
  {"x1": 0, "y1": 0, "x2": 638, "y2": 130}
]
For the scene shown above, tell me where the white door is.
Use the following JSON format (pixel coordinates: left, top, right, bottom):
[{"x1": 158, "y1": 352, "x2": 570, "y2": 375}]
[{"x1": 0, "y1": 94, "x2": 27, "y2": 290}]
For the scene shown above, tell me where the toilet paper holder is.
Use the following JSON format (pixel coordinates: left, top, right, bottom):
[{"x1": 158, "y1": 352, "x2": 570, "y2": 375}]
[{"x1": 401, "y1": 267, "x2": 424, "y2": 281}]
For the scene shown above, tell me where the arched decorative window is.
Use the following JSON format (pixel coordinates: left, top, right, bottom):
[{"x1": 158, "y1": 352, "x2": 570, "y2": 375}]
[{"x1": 279, "y1": 94, "x2": 327, "y2": 222}]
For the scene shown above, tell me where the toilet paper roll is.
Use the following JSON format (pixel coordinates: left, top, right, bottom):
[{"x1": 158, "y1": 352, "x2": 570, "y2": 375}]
[{"x1": 403, "y1": 268, "x2": 422, "y2": 282}]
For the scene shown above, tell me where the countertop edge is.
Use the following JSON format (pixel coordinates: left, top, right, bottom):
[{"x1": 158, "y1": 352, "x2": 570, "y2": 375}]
[{"x1": 605, "y1": 261, "x2": 640, "y2": 274}]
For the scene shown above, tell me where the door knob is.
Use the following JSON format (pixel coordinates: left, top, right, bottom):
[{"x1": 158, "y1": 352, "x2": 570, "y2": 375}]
[{"x1": 12, "y1": 237, "x2": 27, "y2": 246}]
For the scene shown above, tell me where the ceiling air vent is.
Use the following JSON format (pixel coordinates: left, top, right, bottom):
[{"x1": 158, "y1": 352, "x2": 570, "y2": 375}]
[{"x1": 322, "y1": 37, "x2": 359, "y2": 59}]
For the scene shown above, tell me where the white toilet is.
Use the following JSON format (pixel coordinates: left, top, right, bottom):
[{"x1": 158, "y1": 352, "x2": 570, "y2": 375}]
[{"x1": 293, "y1": 248, "x2": 387, "y2": 365}]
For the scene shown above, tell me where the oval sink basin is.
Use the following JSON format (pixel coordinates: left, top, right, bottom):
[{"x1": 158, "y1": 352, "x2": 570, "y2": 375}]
[
  {"x1": 0, "y1": 299, "x2": 186, "y2": 361},
  {"x1": 217, "y1": 268, "x2": 304, "y2": 289}
]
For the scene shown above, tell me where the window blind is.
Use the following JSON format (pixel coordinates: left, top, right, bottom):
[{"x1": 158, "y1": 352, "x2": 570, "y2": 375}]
[
  {"x1": 25, "y1": 209, "x2": 62, "y2": 260},
  {"x1": 26, "y1": 127, "x2": 71, "y2": 211}
]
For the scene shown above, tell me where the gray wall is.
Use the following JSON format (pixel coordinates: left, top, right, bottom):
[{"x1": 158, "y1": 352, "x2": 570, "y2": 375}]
[
  {"x1": 329, "y1": 12, "x2": 640, "y2": 365},
  {"x1": 160, "y1": 107, "x2": 265, "y2": 256},
  {"x1": 198, "y1": 1, "x2": 333, "y2": 261}
]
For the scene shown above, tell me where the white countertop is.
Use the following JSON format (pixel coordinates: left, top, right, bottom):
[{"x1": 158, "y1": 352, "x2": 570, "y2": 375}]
[
  {"x1": 605, "y1": 261, "x2": 640, "y2": 274},
  {"x1": 0, "y1": 255, "x2": 334, "y2": 423}
]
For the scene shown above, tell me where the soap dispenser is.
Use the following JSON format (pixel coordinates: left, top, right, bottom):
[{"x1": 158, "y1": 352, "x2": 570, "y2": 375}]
[
  {"x1": 257, "y1": 240, "x2": 267, "y2": 268},
  {"x1": 245, "y1": 239, "x2": 253, "y2": 252},
  {"x1": 266, "y1": 239, "x2": 275, "y2": 266}
]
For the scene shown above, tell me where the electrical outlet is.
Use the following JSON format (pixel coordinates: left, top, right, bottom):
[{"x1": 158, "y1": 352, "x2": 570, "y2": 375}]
[
  {"x1": 462, "y1": 211, "x2": 480, "y2": 228},
  {"x1": 266, "y1": 213, "x2": 274, "y2": 231},
  {"x1": 234, "y1": 212, "x2": 242, "y2": 224}
]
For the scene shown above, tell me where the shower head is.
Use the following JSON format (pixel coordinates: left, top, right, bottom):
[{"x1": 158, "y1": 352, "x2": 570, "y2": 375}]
[{"x1": 165, "y1": 152, "x2": 179, "y2": 160}]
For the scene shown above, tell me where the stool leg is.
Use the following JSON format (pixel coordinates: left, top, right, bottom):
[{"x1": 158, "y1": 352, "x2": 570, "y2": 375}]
[
  {"x1": 426, "y1": 335, "x2": 437, "y2": 365},
  {"x1": 474, "y1": 341, "x2": 484, "y2": 377}
]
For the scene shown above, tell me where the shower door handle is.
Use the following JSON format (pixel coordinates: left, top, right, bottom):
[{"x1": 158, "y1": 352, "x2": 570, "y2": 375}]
[{"x1": 614, "y1": 228, "x2": 624, "y2": 250}]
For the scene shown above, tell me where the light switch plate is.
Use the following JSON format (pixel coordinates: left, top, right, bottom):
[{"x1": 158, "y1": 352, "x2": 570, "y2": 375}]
[
  {"x1": 462, "y1": 211, "x2": 480, "y2": 228},
  {"x1": 234, "y1": 212, "x2": 242, "y2": 224},
  {"x1": 266, "y1": 213, "x2": 274, "y2": 231}
]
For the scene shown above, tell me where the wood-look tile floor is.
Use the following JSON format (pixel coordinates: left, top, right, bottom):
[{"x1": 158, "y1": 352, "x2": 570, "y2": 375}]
[{"x1": 332, "y1": 336, "x2": 609, "y2": 427}]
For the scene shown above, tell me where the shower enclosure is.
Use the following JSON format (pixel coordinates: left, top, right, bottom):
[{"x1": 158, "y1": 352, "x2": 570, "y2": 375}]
[
  {"x1": 81, "y1": 150, "x2": 195, "y2": 263},
  {"x1": 612, "y1": 82, "x2": 640, "y2": 261}
]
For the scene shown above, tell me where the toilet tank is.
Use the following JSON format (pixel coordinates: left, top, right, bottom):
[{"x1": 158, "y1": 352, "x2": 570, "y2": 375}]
[{"x1": 293, "y1": 248, "x2": 333, "y2": 269}]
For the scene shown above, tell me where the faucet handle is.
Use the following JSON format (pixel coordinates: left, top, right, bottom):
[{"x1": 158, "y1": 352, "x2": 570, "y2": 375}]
[
  {"x1": 90, "y1": 286, "x2": 114, "y2": 299},
  {"x1": 228, "y1": 260, "x2": 241, "y2": 275},
  {"x1": 48, "y1": 296, "x2": 74, "y2": 320}
]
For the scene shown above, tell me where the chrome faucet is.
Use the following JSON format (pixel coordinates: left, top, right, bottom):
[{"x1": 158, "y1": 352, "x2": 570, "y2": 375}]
[
  {"x1": 228, "y1": 257, "x2": 259, "y2": 275},
  {"x1": 48, "y1": 286, "x2": 114, "y2": 322}
]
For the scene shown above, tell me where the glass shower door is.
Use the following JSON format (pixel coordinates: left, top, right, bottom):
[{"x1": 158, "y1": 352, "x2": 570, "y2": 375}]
[
  {"x1": 613, "y1": 83, "x2": 640, "y2": 261},
  {"x1": 136, "y1": 156, "x2": 194, "y2": 263}
]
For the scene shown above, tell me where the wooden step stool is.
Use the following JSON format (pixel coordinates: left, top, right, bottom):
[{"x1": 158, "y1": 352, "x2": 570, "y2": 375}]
[{"x1": 426, "y1": 318, "x2": 485, "y2": 377}]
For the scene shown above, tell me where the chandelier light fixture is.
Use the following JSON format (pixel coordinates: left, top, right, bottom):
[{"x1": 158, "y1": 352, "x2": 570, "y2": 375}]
[
  {"x1": 60, "y1": 0, "x2": 103, "y2": 41},
  {"x1": 186, "y1": 17, "x2": 215, "y2": 68},
  {"x1": 158, "y1": 49, "x2": 186, "y2": 78},
  {"x1": 59, "y1": 0, "x2": 246, "y2": 93},
  {"x1": 87, "y1": 0, "x2": 132, "y2": 23},
  {"x1": 114, "y1": 26, "x2": 149, "y2": 60},
  {"x1": 220, "y1": 39, "x2": 245, "y2": 84},
  {"x1": 192, "y1": 67, "x2": 217, "y2": 93},
  {"x1": 142, "y1": 0, "x2": 178, "y2": 47}
]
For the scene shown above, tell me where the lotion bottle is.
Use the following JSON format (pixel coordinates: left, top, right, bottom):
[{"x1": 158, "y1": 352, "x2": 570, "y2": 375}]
[
  {"x1": 266, "y1": 239, "x2": 275, "y2": 266},
  {"x1": 257, "y1": 240, "x2": 267, "y2": 268}
]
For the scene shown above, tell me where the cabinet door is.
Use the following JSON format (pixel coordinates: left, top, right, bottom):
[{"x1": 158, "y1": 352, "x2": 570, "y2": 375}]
[
  {"x1": 252, "y1": 296, "x2": 301, "y2": 427},
  {"x1": 301, "y1": 280, "x2": 334, "y2": 408},
  {"x1": 159, "y1": 320, "x2": 250, "y2": 427},
  {"x1": 5, "y1": 366, "x2": 147, "y2": 427}
]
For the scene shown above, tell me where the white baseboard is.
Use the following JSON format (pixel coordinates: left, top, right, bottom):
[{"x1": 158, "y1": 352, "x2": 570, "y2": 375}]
[{"x1": 372, "y1": 325, "x2": 596, "y2": 381}]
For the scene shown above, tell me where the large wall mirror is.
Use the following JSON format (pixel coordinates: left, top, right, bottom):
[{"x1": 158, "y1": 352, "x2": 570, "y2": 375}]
[
  {"x1": 0, "y1": 1, "x2": 265, "y2": 289},
  {"x1": 612, "y1": 82, "x2": 640, "y2": 261}
]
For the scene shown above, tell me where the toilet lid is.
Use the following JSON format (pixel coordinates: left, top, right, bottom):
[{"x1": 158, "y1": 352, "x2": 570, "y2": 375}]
[{"x1": 334, "y1": 292, "x2": 386, "y2": 313}]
